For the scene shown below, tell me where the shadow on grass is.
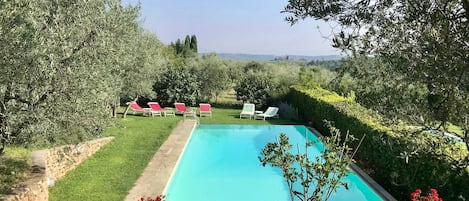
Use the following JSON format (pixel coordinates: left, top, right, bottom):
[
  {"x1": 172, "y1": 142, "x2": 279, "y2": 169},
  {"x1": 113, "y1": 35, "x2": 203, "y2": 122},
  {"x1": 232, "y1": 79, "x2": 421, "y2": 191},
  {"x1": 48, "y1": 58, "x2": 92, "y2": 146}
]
[
  {"x1": 265, "y1": 119, "x2": 302, "y2": 125},
  {"x1": 0, "y1": 156, "x2": 29, "y2": 194}
]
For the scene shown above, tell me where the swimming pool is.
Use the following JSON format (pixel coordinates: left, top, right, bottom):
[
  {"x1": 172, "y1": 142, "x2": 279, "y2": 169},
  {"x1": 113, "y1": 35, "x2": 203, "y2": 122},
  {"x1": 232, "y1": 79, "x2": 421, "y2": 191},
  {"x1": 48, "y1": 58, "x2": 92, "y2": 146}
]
[{"x1": 164, "y1": 125, "x2": 384, "y2": 201}]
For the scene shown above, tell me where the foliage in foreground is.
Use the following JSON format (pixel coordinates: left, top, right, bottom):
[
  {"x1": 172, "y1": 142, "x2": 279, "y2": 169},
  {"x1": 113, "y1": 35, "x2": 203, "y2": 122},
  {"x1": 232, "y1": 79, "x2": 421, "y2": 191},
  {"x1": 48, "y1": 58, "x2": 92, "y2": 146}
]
[
  {"x1": 289, "y1": 86, "x2": 469, "y2": 200},
  {"x1": 259, "y1": 121, "x2": 361, "y2": 201}
]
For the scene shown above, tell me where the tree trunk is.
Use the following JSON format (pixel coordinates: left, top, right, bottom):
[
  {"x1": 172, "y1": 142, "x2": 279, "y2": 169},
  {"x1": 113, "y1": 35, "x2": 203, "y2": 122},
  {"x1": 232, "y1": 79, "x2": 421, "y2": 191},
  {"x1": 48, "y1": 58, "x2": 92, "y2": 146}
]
[
  {"x1": 111, "y1": 105, "x2": 115, "y2": 118},
  {"x1": 111, "y1": 97, "x2": 120, "y2": 118},
  {"x1": 122, "y1": 97, "x2": 138, "y2": 118},
  {"x1": 464, "y1": 123, "x2": 469, "y2": 165}
]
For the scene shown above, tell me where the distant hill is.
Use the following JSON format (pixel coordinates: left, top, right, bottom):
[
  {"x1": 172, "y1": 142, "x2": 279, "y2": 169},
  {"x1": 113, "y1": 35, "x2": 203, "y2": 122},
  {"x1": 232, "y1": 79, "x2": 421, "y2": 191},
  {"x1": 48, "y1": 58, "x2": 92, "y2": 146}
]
[{"x1": 201, "y1": 53, "x2": 342, "y2": 61}]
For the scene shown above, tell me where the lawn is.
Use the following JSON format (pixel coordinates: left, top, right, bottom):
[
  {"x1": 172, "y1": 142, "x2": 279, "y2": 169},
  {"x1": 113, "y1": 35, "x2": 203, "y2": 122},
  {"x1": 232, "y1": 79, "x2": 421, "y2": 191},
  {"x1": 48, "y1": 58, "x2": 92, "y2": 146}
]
[
  {"x1": 198, "y1": 107, "x2": 296, "y2": 125},
  {"x1": 49, "y1": 115, "x2": 180, "y2": 201},
  {"x1": 48, "y1": 107, "x2": 296, "y2": 200}
]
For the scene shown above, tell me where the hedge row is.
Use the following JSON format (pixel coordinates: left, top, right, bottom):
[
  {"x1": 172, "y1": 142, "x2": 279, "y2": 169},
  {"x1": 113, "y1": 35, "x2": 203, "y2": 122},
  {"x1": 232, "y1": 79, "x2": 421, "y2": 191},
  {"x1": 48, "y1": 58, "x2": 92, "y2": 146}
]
[{"x1": 288, "y1": 85, "x2": 468, "y2": 201}]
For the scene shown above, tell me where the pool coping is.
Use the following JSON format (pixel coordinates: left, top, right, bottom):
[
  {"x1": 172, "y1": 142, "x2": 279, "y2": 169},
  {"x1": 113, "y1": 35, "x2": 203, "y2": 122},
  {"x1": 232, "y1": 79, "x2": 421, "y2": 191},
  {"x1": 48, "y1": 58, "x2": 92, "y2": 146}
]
[
  {"x1": 161, "y1": 121, "x2": 197, "y2": 195},
  {"x1": 308, "y1": 127, "x2": 397, "y2": 201},
  {"x1": 124, "y1": 119, "x2": 197, "y2": 201}
]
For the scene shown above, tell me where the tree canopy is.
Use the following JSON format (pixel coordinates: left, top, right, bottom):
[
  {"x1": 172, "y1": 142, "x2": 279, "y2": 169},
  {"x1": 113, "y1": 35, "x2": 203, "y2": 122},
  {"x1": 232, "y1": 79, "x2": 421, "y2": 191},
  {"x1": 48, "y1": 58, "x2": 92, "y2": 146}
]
[
  {"x1": 0, "y1": 0, "x2": 163, "y2": 153},
  {"x1": 284, "y1": 0, "x2": 468, "y2": 131},
  {"x1": 284, "y1": 1, "x2": 468, "y2": 199}
]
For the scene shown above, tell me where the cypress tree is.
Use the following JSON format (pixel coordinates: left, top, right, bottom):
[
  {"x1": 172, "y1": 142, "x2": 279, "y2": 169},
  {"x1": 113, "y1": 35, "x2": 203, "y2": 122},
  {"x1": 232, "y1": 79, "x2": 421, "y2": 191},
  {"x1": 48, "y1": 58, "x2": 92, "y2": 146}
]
[
  {"x1": 182, "y1": 35, "x2": 191, "y2": 57},
  {"x1": 190, "y1": 35, "x2": 198, "y2": 53},
  {"x1": 184, "y1": 35, "x2": 191, "y2": 47}
]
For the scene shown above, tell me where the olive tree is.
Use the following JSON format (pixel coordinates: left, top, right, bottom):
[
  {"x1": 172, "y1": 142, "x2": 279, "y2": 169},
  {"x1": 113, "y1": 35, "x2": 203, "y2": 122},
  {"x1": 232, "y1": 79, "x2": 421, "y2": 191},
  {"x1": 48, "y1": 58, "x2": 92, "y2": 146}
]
[
  {"x1": 235, "y1": 73, "x2": 275, "y2": 108},
  {"x1": 285, "y1": 0, "x2": 468, "y2": 123},
  {"x1": 0, "y1": 0, "x2": 141, "y2": 153},
  {"x1": 192, "y1": 53, "x2": 230, "y2": 102},
  {"x1": 152, "y1": 64, "x2": 201, "y2": 106},
  {"x1": 283, "y1": 1, "x2": 468, "y2": 201},
  {"x1": 283, "y1": 0, "x2": 468, "y2": 160},
  {"x1": 121, "y1": 31, "x2": 166, "y2": 118}
]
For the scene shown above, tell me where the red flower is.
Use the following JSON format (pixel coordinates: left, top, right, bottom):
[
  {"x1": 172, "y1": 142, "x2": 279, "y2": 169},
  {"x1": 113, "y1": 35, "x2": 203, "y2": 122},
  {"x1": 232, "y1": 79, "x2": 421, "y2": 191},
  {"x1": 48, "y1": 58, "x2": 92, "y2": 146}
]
[
  {"x1": 410, "y1": 188, "x2": 443, "y2": 201},
  {"x1": 415, "y1": 189, "x2": 422, "y2": 194},
  {"x1": 156, "y1": 195, "x2": 165, "y2": 201},
  {"x1": 139, "y1": 194, "x2": 165, "y2": 201}
]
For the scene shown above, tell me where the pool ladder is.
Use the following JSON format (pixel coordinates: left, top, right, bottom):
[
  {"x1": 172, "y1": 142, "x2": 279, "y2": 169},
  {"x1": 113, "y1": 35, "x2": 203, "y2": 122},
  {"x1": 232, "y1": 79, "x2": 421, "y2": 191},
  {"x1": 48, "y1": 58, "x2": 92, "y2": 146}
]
[
  {"x1": 184, "y1": 109, "x2": 200, "y2": 126},
  {"x1": 194, "y1": 114, "x2": 200, "y2": 126}
]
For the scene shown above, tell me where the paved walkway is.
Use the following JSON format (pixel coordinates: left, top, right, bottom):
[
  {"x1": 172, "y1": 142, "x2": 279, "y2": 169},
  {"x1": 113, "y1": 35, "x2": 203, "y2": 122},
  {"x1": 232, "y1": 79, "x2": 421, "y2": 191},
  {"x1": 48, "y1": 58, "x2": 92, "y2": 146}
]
[{"x1": 125, "y1": 120, "x2": 197, "y2": 201}]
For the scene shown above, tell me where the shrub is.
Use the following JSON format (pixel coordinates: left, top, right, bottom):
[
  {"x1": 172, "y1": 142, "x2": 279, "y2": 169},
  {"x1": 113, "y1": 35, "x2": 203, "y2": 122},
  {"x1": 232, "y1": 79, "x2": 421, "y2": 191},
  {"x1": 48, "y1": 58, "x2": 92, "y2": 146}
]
[{"x1": 288, "y1": 85, "x2": 468, "y2": 200}]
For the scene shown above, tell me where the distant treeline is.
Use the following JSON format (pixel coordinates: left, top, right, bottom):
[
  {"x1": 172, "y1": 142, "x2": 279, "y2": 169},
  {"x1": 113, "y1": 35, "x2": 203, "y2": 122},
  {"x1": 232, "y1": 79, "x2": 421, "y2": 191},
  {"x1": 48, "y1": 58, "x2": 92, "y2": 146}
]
[
  {"x1": 307, "y1": 59, "x2": 342, "y2": 70},
  {"x1": 215, "y1": 53, "x2": 342, "y2": 62}
]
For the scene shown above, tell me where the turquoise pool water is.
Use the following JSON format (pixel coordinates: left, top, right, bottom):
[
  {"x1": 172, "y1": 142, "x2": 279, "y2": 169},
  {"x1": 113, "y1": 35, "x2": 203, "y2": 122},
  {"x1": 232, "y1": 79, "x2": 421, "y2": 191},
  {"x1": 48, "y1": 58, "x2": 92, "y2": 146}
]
[{"x1": 165, "y1": 125, "x2": 383, "y2": 201}]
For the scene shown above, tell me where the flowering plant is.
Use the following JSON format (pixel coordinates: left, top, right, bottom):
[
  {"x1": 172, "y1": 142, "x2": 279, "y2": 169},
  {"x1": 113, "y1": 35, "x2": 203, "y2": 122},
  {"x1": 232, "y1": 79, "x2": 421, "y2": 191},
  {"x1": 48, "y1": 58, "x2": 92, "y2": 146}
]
[
  {"x1": 140, "y1": 195, "x2": 165, "y2": 201},
  {"x1": 410, "y1": 189, "x2": 443, "y2": 201}
]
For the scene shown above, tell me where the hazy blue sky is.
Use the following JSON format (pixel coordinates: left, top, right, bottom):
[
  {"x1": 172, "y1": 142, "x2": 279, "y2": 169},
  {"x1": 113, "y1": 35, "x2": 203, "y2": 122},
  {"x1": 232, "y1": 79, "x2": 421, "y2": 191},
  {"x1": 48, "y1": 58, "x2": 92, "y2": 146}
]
[{"x1": 123, "y1": 0, "x2": 339, "y2": 56}]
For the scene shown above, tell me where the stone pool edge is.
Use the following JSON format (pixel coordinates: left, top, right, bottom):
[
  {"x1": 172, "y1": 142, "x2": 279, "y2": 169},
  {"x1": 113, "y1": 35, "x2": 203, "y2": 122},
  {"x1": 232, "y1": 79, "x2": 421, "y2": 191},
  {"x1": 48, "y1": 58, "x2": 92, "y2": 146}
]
[
  {"x1": 124, "y1": 119, "x2": 197, "y2": 201},
  {"x1": 161, "y1": 120, "x2": 198, "y2": 195}
]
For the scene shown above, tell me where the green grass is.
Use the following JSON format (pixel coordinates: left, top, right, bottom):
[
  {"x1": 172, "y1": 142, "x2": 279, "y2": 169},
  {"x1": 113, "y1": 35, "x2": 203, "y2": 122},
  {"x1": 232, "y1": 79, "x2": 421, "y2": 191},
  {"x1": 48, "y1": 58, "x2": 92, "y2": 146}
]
[
  {"x1": 0, "y1": 147, "x2": 31, "y2": 194},
  {"x1": 210, "y1": 89, "x2": 240, "y2": 105},
  {"x1": 198, "y1": 107, "x2": 296, "y2": 125},
  {"x1": 49, "y1": 115, "x2": 180, "y2": 201}
]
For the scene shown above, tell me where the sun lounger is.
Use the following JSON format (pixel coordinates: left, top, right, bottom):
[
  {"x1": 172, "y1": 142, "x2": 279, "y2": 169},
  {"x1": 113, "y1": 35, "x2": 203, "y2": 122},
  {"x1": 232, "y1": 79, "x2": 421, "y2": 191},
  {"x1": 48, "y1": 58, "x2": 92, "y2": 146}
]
[
  {"x1": 128, "y1": 101, "x2": 152, "y2": 116},
  {"x1": 147, "y1": 102, "x2": 175, "y2": 117},
  {"x1": 174, "y1": 103, "x2": 196, "y2": 118},
  {"x1": 255, "y1": 107, "x2": 279, "y2": 120},
  {"x1": 199, "y1": 103, "x2": 212, "y2": 117},
  {"x1": 240, "y1": 103, "x2": 255, "y2": 119}
]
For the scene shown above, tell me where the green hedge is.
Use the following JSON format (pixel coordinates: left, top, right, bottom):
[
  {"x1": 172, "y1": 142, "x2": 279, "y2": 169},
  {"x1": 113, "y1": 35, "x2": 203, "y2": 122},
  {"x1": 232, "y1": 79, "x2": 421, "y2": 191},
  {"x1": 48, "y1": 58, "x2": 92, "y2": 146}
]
[{"x1": 288, "y1": 85, "x2": 468, "y2": 201}]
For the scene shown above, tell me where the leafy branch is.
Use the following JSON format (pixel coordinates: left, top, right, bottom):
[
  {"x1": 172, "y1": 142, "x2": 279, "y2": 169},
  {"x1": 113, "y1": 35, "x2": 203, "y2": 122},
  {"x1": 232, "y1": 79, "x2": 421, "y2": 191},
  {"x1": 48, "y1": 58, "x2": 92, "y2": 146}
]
[{"x1": 259, "y1": 121, "x2": 364, "y2": 201}]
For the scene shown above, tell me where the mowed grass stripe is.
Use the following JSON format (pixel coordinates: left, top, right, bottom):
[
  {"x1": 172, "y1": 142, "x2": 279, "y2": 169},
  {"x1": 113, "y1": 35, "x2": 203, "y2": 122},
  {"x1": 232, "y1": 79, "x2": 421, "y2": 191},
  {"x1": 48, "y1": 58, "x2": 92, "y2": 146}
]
[{"x1": 49, "y1": 116, "x2": 180, "y2": 201}]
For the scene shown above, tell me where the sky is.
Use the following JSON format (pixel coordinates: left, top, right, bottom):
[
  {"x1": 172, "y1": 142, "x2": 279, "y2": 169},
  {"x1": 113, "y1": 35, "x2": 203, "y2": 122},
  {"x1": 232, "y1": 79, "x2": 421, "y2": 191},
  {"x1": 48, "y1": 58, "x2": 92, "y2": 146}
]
[{"x1": 122, "y1": 0, "x2": 339, "y2": 56}]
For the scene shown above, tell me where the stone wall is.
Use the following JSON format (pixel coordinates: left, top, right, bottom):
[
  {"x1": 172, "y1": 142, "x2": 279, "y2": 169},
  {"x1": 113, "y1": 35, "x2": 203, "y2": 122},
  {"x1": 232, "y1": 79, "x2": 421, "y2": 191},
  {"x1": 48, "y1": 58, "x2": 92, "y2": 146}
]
[
  {"x1": 1, "y1": 137, "x2": 114, "y2": 201},
  {"x1": 46, "y1": 137, "x2": 114, "y2": 184}
]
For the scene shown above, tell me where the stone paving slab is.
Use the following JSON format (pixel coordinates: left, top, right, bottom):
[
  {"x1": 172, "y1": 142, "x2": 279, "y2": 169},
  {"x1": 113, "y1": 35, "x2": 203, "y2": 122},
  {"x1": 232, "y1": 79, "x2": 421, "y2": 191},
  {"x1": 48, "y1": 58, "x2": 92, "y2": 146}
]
[{"x1": 124, "y1": 120, "x2": 197, "y2": 201}]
